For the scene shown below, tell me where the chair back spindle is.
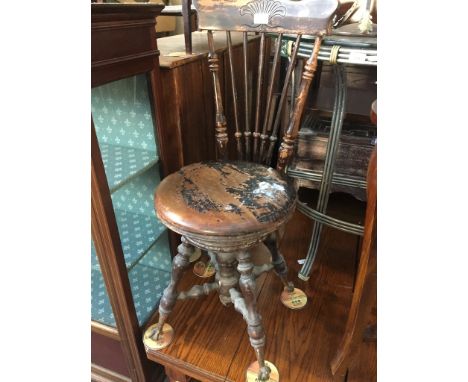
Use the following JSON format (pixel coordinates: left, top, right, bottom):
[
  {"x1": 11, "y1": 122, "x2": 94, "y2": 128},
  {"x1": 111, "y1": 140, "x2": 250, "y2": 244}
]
[
  {"x1": 194, "y1": 0, "x2": 338, "y2": 166},
  {"x1": 259, "y1": 32, "x2": 282, "y2": 163},
  {"x1": 276, "y1": 36, "x2": 323, "y2": 172},
  {"x1": 252, "y1": 33, "x2": 266, "y2": 162},
  {"x1": 207, "y1": 30, "x2": 229, "y2": 160},
  {"x1": 242, "y1": 32, "x2": 252, "y2": 161},
  {"x1": 265, "y1": 33, "x2": 302, "y2": 166},
  {"x1": 226, "y1": 31, "x2": 243, "y2": 160}
]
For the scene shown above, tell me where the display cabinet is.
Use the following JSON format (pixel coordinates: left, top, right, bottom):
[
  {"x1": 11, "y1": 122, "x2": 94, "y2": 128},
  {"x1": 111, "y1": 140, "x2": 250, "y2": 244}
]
[
  {"x1": 91, "y1": 74, "x2": 171, "y2": 329},
  {"x1": 91, "y1": 4, "x2": 178, "y2": 381}
]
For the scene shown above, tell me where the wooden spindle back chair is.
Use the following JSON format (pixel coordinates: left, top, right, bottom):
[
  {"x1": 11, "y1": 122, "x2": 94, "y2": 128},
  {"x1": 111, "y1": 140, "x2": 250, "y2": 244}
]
[
  {"x1": 198, "y1": 0, "x2": 338, "y2": 170},
  {"x1": 145, "y1": 1, "x2": 339, "y2": 381}
]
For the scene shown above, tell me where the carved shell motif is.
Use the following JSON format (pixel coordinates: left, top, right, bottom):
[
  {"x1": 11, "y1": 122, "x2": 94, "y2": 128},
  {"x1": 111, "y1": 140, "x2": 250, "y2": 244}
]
[{"x1": 239, "y1": 0, "x2": 287, "y2": 28}]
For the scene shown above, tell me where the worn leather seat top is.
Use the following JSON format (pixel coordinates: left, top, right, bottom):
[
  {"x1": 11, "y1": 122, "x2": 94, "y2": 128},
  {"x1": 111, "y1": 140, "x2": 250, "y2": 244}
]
[{"x1": 155, "y1": 161, "x2": 296, "y2": 236}]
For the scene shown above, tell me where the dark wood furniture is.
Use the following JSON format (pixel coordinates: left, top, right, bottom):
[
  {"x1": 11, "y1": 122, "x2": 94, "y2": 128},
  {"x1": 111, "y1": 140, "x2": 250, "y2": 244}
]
[
  {"x1": 143, "y1": 1, "x2": 339, "y2": 381},
  {"x1": 156, "y1": 31, "x2": 262, "y2": 166},
  {"x1": 330, "y1": 102, "x2": 377, "y2": 379},
  {"x1": 330, "y1": 148, "x2": 376, "y2": 379},
  {"x1": 291, "y1": 116, "x2": 375, "y2": 201},
  {"x1": 91, "y1": 4, "x2": 176, "y2": 381},
  {"x1": 144, "y1": 196, "x2": 372, "y2": 382}
]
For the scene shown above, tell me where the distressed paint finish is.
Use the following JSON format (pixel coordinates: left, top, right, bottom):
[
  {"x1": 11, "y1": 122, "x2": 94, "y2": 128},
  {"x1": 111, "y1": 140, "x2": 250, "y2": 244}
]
[
  {"x1": 193, "y1": 0, "x2": 338, "y2": 35},
  {"x1": 155, "y1": 161, "x2": 296, "y2": 238}
]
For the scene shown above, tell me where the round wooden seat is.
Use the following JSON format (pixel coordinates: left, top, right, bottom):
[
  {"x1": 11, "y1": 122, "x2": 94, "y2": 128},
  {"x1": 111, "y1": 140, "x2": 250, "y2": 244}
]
[{"x1": 155, "y1": 161, "x2": 296, "y2": 238}]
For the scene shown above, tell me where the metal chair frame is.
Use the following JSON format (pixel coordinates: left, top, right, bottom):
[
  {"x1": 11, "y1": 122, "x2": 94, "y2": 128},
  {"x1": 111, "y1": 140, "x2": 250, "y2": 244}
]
[{"x1": 284, "y1": 32, "x2": 376, "y2": 280}]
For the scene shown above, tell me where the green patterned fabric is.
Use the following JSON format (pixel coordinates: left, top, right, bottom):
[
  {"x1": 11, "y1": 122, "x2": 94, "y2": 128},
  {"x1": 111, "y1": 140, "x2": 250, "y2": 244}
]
[
  {"x1": 99, "y1": 143, "x2": 158, "y2": 192},
  {"x1": 138, "y1": 230, "x2": 172, "y2": 273},
  {"x1": 117, "y1": 209, "x2": 166, "y2": 268},
  {"x1": 91, "y1": 209, "x2": 165, "y2": 271},
  {"x1": 112, "y1": 165, "x2": 161, "y2": 217},
  {"x1": 92, "y1": 74, "x2": 158, "y2": 153},
  {"x1": 91, "y1": 74, "x2": 172, "y2": 328},
  {"x1": 91, "y1": 262, "x2": 171, "y2": 327},
  {"x1": 91, "y1": 165, "x2": 166, "y2": 271}
]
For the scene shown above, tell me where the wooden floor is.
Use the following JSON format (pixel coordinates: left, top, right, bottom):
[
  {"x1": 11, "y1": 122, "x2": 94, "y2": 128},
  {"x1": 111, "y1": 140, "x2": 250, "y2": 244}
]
[{"x1": 147, "y1": 191, "x2": 376, "y2": 382}]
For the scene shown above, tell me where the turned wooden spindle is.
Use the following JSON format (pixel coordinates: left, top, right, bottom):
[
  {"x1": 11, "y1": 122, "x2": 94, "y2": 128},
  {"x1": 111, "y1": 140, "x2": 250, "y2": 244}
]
[
  {"x1": 234, "y1": 251, "x2": 271, "y2": 381},
  {"x1": 259, "y1": 34, "x2": 283, "y2": 163},
  {"x1": 264, "y1": 231, "x2": 294, "y2": 292},
  {"x1": 226, "y1": 31, "x2": 244, "y2": 160},
  {"x1": 277, "y1": 36, "x2": 323, "y2": 173},
  {"x1": 216, "y1": 252, "x2": 239, "y2": 306},
  {"x1": 207, "y1": 30, "x2": 229, "y2": 160},
  {"x1": 150, "y1": 237, "x2": 193, "y2": 341}
]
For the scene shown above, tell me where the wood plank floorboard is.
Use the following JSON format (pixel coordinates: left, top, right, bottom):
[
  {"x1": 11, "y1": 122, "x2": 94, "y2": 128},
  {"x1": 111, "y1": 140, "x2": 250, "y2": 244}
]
[{"x1": 347, "y1": 340, "x2": 377, "y2": 382}]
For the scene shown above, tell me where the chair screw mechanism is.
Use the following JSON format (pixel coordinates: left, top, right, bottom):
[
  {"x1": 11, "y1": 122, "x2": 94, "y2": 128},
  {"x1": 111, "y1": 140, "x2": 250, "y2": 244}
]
[{"x1": 143, "y1": 1, "x2": 339, "y2": 380}]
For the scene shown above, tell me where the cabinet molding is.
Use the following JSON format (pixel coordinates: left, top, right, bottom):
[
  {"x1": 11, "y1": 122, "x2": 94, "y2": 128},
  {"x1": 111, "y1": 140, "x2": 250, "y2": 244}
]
[{"x1": 92, "y1": 363, "x2": 132, "y2": 382}]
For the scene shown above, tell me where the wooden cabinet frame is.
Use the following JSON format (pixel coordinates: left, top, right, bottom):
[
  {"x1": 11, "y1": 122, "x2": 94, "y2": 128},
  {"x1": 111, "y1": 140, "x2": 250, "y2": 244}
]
[{"x1": 91, "y1": 4, "x2": 178, "y2": 381}]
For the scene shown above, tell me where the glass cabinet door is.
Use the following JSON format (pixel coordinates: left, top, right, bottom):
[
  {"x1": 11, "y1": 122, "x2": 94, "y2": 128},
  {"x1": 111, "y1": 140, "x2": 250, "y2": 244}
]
[{"x1": 91, "y1": 74, "x2": 171, "y2": 328}]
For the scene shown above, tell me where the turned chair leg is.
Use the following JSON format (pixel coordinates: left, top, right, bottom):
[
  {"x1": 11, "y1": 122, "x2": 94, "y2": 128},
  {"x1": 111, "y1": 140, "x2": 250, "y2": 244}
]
[
  {"x1": 215, "y1": 252, "x2": 239, "y2": 306},
  {"x1": 265, "y1": 231, "x2": 308, "y2": 310},
  {"x1": 264, "y1": 231, "x2": 294, "y2": 292},
  {"x1": 149, "y1": 236, "x2": 193, "y2": 342},
  {"x1": 234, "y1": 250, "x2": 271, "y2": 381}
]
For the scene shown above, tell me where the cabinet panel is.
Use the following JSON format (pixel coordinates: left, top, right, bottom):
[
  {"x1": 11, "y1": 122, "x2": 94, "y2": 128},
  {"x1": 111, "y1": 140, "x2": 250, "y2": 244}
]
[
  {"x1": 91, "y1": 74, "x2": 172, "y2": 330},
  {"x1": 91, "y1": 5, "x2": 169, "y2": 380}
]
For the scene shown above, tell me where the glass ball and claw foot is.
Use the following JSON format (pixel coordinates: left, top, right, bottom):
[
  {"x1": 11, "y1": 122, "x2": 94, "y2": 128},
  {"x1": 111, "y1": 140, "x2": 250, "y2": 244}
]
[
  {"x1": 143, "y1": 235, "x2": 306, "y2": 382},
  {"x1": 143, "y1": 322, "x2": 174, "y2": 350},
  {"x1": 247, "y1": 361, "x2": 279, "y2": 382},
  {"x1": 144, "y1": 237, "x2": 193, "y2": 349}
]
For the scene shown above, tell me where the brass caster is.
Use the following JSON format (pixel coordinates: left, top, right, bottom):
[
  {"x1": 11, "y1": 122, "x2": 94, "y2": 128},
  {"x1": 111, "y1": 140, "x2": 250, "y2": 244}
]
[
  {"x1": 193, "y1": 260, "x2": 216, "y2": 278},
  {"x1": 280, "y1": 287, "x2": 307, "y2": 310},
  {"x1": 246, "y1": 360, "x2": 279, "y2": 382},
  {"x1": 189, "y1": 247, "x2": 202, "y2": 263},
  {"x1": 143, "y1": 323, "x2": 174, "y2": 350}
]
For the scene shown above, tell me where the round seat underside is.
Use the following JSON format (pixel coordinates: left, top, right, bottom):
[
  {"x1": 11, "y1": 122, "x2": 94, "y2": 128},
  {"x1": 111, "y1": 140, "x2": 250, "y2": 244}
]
[{"x1": 155, "y1": 161, "x2": 296, "y2": 237}]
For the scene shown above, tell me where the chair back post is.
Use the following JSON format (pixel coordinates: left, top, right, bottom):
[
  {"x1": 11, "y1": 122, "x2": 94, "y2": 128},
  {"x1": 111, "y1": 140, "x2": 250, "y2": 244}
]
[
  {"x1": 207, "y1": 30, "x2": 229, "y2": 160},
  {"x1": 276, "y1": 35, "x2": 323, "y2": 174}
]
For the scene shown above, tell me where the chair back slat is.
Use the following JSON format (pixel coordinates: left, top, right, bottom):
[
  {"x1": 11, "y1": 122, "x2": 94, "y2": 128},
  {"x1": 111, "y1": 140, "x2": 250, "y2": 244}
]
[
  {"x1": 277, "y1": 36, "x2": 323, "y2": 172},
  {"x1": 226, "y1": 31, "x2": 243, "y2": 160},
  {"x1": 242, "y1": 32, "x2": 252, "y2": 160},
  {"x1": 265, "y1": 34, "x2": 301, "y2": 166},
  {"x1": 259, "y1": 33, "x2": 282, "y2": 163},
  {"x1": 195, "y1": 0, "x2": 337, "y2": 166},
  {"x1": 252, "y1": 33, "x2": 266, "y2": 162}
]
